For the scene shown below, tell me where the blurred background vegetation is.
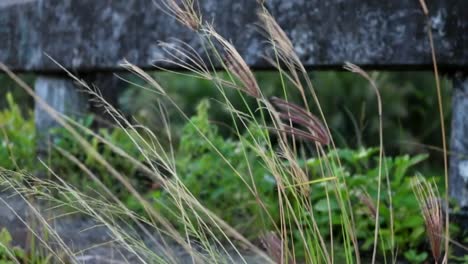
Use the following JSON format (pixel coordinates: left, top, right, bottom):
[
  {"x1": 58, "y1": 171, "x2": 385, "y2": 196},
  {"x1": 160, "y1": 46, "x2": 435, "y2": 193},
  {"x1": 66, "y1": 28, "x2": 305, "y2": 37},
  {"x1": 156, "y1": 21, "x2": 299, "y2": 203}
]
[
  {"x1": 122, "y1": 71, "x2": 452, "y2": 157},
  {"x1": 1, "y1": 71, "x2": 452, "y2": 158}
]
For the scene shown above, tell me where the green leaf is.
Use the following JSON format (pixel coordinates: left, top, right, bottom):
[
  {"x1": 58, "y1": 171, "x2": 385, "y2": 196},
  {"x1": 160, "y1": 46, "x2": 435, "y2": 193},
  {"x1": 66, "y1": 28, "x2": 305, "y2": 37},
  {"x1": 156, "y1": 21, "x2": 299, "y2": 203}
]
[
  {"x1": 0, "y1": 229, "x2": 12, "y2": 245},
  {"x1": 404, "y1": 249, "x2": 427, "y2": 263},
  {"x1": 314, "y1": 198, "x2": 338, "y2": 212}
]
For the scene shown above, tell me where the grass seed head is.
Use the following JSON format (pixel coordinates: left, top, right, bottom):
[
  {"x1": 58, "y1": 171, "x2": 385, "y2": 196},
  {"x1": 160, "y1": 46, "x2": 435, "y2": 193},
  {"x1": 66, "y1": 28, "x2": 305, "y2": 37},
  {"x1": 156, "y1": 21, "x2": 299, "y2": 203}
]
[
  {"x1": 358, "y1": 191, "x2": 377, "y2": 219},
  {"x1": 205, "y1": 25, "x2": 261, "y2": 98},
  {"x1": 160, "y1": 0, "x2": 201, "y2": 31},
  {"x1": 261, "y1": 231, "x2": 294, "y2": 264},
  {"x1": 270, "y1": 97, "x2": 329, "y2": 145},
  {"x1": 258, "y1": 11, "x2": 301, "y2": 70},
  {"x1": 412, "y1": 177, "x2": 444, "y2": 262}
]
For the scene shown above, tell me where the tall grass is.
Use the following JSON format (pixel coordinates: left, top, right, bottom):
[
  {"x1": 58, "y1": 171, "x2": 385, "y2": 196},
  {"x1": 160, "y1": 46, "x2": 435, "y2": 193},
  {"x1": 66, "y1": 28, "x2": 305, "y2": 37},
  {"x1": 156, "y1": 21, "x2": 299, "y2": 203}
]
[{"x1": 0, "y1": 0, "x2": 457, "y2": 263}]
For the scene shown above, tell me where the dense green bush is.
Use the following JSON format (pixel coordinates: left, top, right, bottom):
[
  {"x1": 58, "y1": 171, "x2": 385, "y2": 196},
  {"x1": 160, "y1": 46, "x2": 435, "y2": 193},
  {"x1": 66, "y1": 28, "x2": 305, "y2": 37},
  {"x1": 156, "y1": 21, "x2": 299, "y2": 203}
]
[
  {"x1": 151, "y1": 100, "x2": 446, "y2": 263},
  {"x1": 0, "y1": 93, "x2": 36, "y2": 171},
  {"x1": 306, "y1": 148, "x2": 434, "y2": 262},
  {"x1": 152, "y1": 100, "x2": 279, "y2": 236}
]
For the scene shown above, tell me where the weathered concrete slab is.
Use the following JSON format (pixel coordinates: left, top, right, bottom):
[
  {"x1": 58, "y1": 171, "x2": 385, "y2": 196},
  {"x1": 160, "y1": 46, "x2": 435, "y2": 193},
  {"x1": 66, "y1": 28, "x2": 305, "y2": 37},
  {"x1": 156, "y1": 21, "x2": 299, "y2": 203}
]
[
  {"x1": 0, "y1": 0, "x2": 467, "y2": 72},
  {"x1": 34, "y1": 75, "x2": 88, "y2": 153},
  {"x1": 0, "y1": 189, "x2": 265, "y2": 263},
  {"x1": 450, "y1": 73, "x2": 468, "y2": 210}
]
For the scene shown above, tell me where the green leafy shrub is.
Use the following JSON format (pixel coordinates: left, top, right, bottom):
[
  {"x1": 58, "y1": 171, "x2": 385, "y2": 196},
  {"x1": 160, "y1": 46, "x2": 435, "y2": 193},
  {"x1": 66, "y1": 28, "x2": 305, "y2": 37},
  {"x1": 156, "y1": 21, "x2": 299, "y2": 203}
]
[
  {"x1": 153, "y1": 100, "x2": 279, "y2": 236},
  {"x1": 48, "y1": 116, "x2": 148, "y2": 201},
  {"x1": 152, "y1": 100, "x2": 444, "y2": 262},
  {"x1": 306, "y1": 148, "x2": 436, "y2": 262},
  {"x1": 0, "y1": 228, "x2": 25, "y2": 264},
  {"x1": 0, "y1": 75, "x2": 34, "y2": 112},
  {"x1": 0, "y1": 93, "x2": 148, "y2": 202},
  {"x1": 0, "y1": 227, "x2": 50, "y2": 264},
  {"x1": 0, "y1": 93, "x2": 35, "y2": 171}
]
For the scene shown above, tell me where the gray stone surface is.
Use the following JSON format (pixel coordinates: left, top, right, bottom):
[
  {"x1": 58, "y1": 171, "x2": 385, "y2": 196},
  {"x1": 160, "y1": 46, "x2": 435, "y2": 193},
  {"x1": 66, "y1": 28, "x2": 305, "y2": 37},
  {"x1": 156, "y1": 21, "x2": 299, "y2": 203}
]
[
  {"x1": 34, "y1": 75, "x2": 88, "y2": 152},
  {"x1": 0, "y1": 190, "x2": 265, "y2": 263},
  {"x1": 450, "y1": 73, "x2": 468, "y2": 210},
  {"x1": 0, "y1": 0, "x2": 467, "y2": 72}
]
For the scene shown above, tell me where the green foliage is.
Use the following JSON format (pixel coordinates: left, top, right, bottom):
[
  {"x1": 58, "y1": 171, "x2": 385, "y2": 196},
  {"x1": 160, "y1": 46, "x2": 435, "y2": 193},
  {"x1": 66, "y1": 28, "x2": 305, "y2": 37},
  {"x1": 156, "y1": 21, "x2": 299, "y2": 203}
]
[
  {"x1": 0, "y1": 228, "x2": 49, "y2": 264},
  {"x1": 0, "y1": 227, "x2": 24, "y2": 264},
  {"x1": 404, "y1": 249, "x2": 428, "y2": 264},
  {"x1": 49, "y1": 116, "x2": 148, "y2": 200},
  {"x1": 0, "y1": 92, "x2": 36, "y2": 170},
  {"x1": 306, "y1": 148, "x2": 433, "y2": 262},
  {"x1": 120, "y1": 71, "x2": 262, "y2": 140},
  {"x1": 0, "y1": 74, "x2": 34, "y2": 112},
  {"x1": 153, "y1": 100, "x2": 279, "y2": 236},
  {"x1": 312, "y1": 72, "x2": 452, "y2": 154},
  {"x1": 120, "y1": 71, "x2": 452, "y2": 155},
  {"x1": 0, "y1": 93, "x2": 147, "y2": 202},
  {"x1": 151, "y1": 100, "x2": 444, "y2": 262}
]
